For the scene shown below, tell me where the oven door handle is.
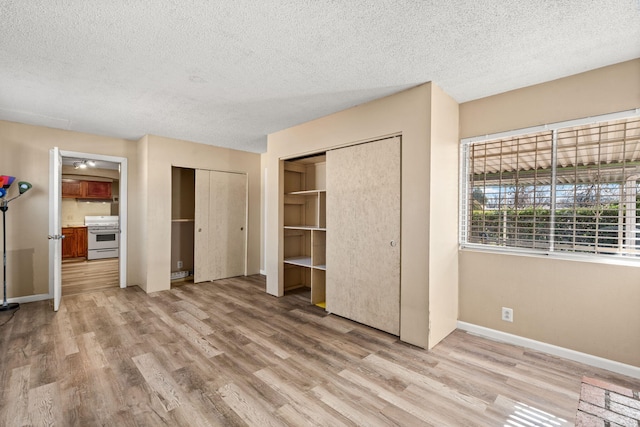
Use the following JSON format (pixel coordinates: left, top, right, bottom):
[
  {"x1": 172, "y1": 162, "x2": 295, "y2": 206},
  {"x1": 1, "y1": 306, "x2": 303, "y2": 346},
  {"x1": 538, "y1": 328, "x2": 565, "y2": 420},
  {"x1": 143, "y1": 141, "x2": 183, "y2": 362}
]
[{"x1": 89, "y1": 230, "x2": 119, "y2": 235}]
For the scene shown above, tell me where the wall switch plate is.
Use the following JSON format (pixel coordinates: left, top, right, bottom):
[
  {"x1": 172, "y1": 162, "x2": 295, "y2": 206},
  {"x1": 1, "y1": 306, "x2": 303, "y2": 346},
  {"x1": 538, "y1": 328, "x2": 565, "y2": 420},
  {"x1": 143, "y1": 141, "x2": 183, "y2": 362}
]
[
  {"x1": 501, "y1": 307, "x2": 513, "y2": 322},
  {"x1": 177, "y1": 260, "x2": 183, "y2": 269}
]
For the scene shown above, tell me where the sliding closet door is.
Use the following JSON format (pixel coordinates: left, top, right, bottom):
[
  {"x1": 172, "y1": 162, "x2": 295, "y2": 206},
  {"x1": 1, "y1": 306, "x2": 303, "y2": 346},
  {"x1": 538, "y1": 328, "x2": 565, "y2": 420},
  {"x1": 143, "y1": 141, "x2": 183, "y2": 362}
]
[
  {"x1": 194, "y1": 169, "x2": 210, "y2": 283},
  {"x1": 194, "y1": 169, "x2": 247, "y2": 283},
  {"x1": 326, "y1": 137, "x2": 401, "y2": 335}
]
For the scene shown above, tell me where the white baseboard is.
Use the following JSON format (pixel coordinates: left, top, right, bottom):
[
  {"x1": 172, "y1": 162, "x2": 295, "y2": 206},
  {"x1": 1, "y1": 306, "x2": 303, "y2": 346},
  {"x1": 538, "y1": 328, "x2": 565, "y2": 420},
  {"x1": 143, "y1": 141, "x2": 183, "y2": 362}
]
[
  {"x1": 260, "y1": 269, "x2": 266, "y2": 276},
  {"x1": 7, "y1": 293, "x2": 51, "y2": 304},
  {"x1": 457, "y1": 321, "x2": 640, "y2": 379}
]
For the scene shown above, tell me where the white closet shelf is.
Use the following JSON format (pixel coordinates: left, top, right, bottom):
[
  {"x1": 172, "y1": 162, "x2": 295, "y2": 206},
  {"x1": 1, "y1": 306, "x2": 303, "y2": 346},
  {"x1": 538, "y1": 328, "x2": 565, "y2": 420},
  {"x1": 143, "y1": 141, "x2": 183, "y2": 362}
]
[
  {"x1": 287, "y1": 189, "x2": 326, "y2": 196},
  {"x1": 284, "y1": 256, "x2": 312, "y2": 267},
  {"x1": 284, "y1": 257, "x2": 327, "y2": 271},
  {"x1": 172, "y1": 218, "x2": 195, "y2": 222},
  {"x1": 284, "y1": 226, "x2": 326, "y2": 231}
]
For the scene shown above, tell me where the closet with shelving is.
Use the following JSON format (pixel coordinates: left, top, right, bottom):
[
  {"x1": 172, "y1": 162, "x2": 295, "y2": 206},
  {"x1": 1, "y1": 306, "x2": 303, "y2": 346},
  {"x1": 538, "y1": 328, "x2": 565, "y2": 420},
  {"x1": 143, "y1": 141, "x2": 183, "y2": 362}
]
[
  {"x1": 282, "y1": 154, "x2": 327, "y2": 305},
  {"x1": 279, "y1": 137, "x2": 401, "y2": 335},
  {"x1": 171, "y1": 167, "x2": 195, "y2": 282}
]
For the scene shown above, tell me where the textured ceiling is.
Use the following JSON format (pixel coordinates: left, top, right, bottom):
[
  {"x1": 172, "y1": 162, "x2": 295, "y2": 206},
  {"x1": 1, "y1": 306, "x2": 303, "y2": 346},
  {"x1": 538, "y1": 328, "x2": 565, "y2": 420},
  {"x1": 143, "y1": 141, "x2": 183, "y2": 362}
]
[{"x1": 1, "y1": 1, "x2": 639, "y2": 153}]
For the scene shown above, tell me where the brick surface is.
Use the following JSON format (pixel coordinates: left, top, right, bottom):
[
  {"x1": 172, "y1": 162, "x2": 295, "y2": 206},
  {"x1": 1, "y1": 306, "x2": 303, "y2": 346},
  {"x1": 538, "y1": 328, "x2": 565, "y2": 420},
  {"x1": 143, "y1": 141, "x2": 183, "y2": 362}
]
[
  {"x1": 582, "y1": 377, "x2": 634, "y2": 397},
  {"x1": 610, "y1": 401, "x2": 640, "y2": 420},
  {"x1": 610, "y1": 392, "x2": 640, "y2": 411},
  {"x1": 577, "y1": 377, "x2": 640, "y2": 427},
  {"x1": 580, "y1": 383, "x2": 606, "y2": 407},
  {"x1": 575, "y1": 410, "x2": 606, "y2": 427},
  {"x1": 578, "y1": 401, "x2": 638, "y2": 427}
]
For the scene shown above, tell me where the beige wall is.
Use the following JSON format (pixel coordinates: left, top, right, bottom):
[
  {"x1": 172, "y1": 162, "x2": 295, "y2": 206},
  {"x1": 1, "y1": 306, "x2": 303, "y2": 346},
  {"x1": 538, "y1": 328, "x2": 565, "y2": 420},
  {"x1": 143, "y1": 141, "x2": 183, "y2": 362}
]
[
  {"x1": 459, "y1": 59, "x2": 640, "y2": 366},
  {"x1": 0, "y1": 120, "x2": 138, "y2": 298},
  {"x1": 266, "y1": 83, "x2": 460, "y2": 349},
  {"x1": 260, "y1": 153, "x2": 267, "y2": 273},
  {"x1": 460, "y1": 59, "x2": 640, "y2": 139},
  {"x1": 428, "y1": 84, "x2": 460, "y2": 345},
  {"x1": 138, "y1": 135, "x2": 261, "y2": 293},
  {"x1": 132, "y1": 135, "x2": 149, "y2": 290},
  {"x1": 0, "y1": 120, "x2": 260, "y2": 299}
]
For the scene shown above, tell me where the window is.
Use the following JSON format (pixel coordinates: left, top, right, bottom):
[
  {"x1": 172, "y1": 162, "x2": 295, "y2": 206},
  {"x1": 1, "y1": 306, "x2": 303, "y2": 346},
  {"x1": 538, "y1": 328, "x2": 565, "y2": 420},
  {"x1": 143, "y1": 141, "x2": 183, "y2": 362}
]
[{"x1": 460, "y1": 112, "x2": 640, "y2": 258}]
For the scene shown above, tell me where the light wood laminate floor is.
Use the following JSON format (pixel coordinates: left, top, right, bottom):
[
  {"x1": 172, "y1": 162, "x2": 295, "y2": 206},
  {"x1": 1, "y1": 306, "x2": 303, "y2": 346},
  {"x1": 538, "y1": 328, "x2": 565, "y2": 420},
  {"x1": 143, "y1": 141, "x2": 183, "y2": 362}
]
[
  {"x1": 62, "y1": 258, "x2": 119, "y2": 295},
  {"x1": 0, "y1": 275, "x2": 637, "y2": 426}
]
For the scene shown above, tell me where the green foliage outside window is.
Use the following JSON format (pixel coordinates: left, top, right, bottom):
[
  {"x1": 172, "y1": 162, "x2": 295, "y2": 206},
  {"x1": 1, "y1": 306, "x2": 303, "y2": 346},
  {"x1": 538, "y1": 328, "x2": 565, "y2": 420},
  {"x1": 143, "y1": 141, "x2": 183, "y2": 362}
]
[{"x1": 469, "y1": 206, "x2": 626, "y2": 251}]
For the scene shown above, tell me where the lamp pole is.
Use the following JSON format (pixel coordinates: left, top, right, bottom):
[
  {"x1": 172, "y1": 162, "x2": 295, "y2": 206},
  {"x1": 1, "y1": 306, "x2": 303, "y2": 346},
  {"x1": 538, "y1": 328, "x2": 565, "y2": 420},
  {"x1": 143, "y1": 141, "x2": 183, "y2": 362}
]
[{"x1": 0, "y1": 198, "x2": 19, "y2": 311}]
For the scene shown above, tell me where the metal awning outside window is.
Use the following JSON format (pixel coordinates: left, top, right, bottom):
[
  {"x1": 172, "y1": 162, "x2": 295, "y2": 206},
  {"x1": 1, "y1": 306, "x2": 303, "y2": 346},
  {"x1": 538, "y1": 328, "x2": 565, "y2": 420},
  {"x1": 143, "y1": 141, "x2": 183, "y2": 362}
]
[{"x1": 461, "y1": 113, "x2": 640, "y2": 257}]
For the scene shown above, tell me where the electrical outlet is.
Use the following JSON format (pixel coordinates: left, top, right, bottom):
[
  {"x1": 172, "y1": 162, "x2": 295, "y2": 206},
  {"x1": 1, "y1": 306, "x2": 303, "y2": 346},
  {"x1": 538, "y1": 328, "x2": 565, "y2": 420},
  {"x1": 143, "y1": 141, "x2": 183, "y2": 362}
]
[
  {"x1": 501, "y1": 307, "x2": 513, "y2": 322},
  {"x1": 177, "y1": 260, "x2": 183, "y2": 269}
]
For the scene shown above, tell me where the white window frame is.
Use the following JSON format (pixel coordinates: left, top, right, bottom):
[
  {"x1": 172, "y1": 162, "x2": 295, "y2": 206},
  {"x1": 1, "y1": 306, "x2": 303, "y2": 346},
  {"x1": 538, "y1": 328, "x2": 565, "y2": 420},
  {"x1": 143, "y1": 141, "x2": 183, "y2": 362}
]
[{"x1": 460, "y1": 108, "x2": 640, "y2": 265}]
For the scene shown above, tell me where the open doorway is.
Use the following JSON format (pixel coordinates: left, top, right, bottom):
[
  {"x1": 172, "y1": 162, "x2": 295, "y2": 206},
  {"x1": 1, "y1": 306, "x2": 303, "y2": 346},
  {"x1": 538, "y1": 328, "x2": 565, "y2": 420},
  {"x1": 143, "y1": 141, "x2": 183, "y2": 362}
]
[{"x1": 58, "y1": 151, "x2": 127, "y2": 295}]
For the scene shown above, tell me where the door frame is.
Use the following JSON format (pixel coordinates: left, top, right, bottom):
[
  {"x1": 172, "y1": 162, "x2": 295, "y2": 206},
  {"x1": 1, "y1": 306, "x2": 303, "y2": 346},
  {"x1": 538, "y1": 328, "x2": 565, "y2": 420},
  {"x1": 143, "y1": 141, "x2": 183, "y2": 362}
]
[{"x1": 50, "y1": 150, "x2": 128, "y2": 298}]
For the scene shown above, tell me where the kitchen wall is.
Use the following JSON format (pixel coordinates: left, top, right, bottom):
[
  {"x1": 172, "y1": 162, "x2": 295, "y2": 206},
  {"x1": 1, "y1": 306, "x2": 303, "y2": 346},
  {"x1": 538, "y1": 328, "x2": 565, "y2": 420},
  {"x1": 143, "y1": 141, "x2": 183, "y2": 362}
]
[
  {"x1": 458, "y1": 59, "x2": 640, "y2": 367},
  {"x1": 61, "y1": 166, "x2": 118, "y2": 226},
  {"x1": 61, "y1": 199, "x2": 111, "y2": 227}
]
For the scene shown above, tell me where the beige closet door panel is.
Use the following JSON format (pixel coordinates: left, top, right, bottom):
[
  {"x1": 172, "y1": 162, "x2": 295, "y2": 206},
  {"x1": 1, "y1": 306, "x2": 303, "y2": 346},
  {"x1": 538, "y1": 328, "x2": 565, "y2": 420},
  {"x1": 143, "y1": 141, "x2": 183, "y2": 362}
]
[
  {"x1": 194, "y1": 169, "x2": 247, "y2": 283},
  {"x1": 194, "y1": 169, "x2": 211, "y2": 283},
  {"x1": 326, "y1": 137, "x2": 401, "y2": 335},
  {"x1": 208, "y1": 170, "x2": 247, "y2": 280}
]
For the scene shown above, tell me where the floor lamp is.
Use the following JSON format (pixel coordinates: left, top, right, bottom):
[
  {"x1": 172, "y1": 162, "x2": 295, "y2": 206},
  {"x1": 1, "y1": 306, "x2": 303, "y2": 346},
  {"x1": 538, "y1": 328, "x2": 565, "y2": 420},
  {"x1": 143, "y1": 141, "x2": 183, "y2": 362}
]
[{"x1": 0, "y1": 176, "x2": 33, "y2": 312}]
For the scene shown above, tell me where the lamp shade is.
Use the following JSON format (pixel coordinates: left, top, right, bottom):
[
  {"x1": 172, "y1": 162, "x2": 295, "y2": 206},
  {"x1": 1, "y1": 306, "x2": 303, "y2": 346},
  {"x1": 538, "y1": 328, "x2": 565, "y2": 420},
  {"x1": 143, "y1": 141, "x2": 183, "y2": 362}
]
[
  {"x1": 0, "y1": 188, "x2": 5, "y2": 198},
  {"x1": 0, "y1": 175, "x2": 16, "y2": 189},
  {"x1": 18, "y1": 182, "x2": 32, "y2": 194}
]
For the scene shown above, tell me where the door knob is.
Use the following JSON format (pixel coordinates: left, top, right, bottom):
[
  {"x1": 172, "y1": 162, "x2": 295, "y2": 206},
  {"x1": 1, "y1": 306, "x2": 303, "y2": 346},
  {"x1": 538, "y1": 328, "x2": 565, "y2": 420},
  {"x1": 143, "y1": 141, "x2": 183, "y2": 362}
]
[{"x1": 390, "y1": 240, "x2": 397, "y2": 247}]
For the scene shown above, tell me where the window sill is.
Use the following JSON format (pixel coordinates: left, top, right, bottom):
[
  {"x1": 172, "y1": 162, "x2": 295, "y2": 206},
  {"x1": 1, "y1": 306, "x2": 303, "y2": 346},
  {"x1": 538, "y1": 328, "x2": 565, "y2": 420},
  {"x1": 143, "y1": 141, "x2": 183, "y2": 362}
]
[{"x1": 459, "y1": 243, "x2": 640, "y2": 268}]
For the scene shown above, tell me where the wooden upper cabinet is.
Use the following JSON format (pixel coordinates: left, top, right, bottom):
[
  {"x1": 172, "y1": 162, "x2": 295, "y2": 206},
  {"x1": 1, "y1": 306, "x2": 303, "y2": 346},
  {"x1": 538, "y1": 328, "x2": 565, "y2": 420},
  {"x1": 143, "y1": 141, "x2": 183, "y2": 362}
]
[
  {"x1": 85, "y1": 181, "x2": 112, "y2": 198},
  {"x1": 61, "y1": 180, "x2": 84, "y2": 198},
  {"x1": 62, "y1": 179, "x2": 112, "y2": 199}
]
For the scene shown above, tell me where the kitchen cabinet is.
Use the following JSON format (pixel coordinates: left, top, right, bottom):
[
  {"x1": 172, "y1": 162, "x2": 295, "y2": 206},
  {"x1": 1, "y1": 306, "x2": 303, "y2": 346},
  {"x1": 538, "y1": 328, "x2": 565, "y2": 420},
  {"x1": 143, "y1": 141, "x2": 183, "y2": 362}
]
[
  {"x1": 61, "y1": 180, "x2": 84, "y2": 198},
  {"x1": 85, "y1": 181, "x2": 112, "y2": 198},
  {"x1": 62, "y1": 179, "x2": 112, "y2": 199},
  {"x1": 62, "y1": 227, "x2": 88, "y2": 259}
]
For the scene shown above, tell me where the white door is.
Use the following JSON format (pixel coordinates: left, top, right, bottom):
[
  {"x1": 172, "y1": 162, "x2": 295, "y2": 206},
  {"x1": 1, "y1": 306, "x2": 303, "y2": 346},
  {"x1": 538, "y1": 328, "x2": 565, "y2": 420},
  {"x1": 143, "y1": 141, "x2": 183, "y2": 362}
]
[
  {"x1": 48, "y1": 147, "x2": 63, "y2": 311},
  {"x1": 194, "y1": 169, "x2": 247, "y2": 283},
  {"x1": 326, "y1": 137, "x2": 401, "y2": 335}
]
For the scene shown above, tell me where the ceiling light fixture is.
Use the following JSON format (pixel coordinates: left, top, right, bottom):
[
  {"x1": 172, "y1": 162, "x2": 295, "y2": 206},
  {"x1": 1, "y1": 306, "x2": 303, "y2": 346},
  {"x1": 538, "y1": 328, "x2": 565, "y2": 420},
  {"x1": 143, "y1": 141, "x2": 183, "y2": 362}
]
[{"x1": 73, "y1": 159, "x2": 96, "y2": 169}]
